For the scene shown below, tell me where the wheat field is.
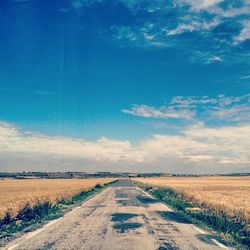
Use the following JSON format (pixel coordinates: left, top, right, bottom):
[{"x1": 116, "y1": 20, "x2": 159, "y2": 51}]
[
  {"x1": 134, "y1": 176, "x2": 250, "y2": 219},
  {"x1": 0, "y1": 178, "x2": 115, "y2": 219}
]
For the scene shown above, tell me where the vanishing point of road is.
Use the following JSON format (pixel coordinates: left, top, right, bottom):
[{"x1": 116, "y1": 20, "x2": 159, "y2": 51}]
[{"x1": 4, "y1": 180, "x2": 231, "y2": 250}]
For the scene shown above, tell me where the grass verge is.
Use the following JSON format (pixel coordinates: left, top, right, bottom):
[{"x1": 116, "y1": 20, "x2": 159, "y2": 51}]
[
  {"x1": 0, "y1": 180, "x2": 117, "y2": 244},
  {"x1": 135, "y1": 181, "x2": 249, "y2": 249}
]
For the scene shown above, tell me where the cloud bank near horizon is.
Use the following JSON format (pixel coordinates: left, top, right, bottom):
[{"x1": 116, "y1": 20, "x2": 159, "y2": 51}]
[{"x1": 1, "y1": 110, "x2": 249, "y2": 173}]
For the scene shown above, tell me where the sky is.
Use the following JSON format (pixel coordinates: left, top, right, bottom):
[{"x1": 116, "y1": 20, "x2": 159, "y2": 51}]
[{"x1": 0, "y1": 0, "x2": 250, "y2": 173}]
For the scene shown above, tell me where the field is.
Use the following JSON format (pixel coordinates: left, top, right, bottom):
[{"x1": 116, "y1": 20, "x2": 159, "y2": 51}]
[
  {"x1": 134, "y1": 176, "x2": 250, "y2": 219},
  {"x1": 0, "y1": 178, "x2": 115, "y2": 220}
]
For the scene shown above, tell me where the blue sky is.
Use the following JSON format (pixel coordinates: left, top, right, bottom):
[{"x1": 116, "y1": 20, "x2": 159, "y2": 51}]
[{"x1": 0, "y1": 0, "x2": 250, "y2": 173}]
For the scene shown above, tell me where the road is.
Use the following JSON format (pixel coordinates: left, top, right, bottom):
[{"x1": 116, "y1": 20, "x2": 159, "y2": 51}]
[{"x1": 4, "y1": 180, "x2": 230, "y2": 250}]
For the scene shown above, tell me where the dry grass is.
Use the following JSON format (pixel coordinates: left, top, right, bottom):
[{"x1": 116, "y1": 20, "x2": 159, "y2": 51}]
[
  {"x1": 0, "y1": 178, "x2": 115, "y2": 219},
  {"x1": 134, "y1": 176, "x2": 250, "y2": 219}
]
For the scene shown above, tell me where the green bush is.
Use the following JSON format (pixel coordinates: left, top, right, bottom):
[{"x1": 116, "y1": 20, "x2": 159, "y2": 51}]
[
  {"x1": 0, "y1": 212, "x2": 13, "y2": 227},
  {"x1": 17, "y1": 202, "x2": 51, "y2": 221}
]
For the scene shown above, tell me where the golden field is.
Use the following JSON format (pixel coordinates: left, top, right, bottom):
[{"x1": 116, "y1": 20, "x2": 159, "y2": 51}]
[
  {"x1": 0, "y1": 178, "x2": 115, "y2": 219},
  {"x1": 134, "y1": 176, "x2": 250, "y2": 219}
]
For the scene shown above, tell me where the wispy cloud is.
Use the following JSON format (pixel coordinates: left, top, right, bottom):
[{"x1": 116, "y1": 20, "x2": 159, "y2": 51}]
[
  {"x1": 209, "y1": 104, "x2": 250, "y2": 122},
  {"x1": 240, "y1": 75, "x2": 250, "y2": 80},
  {"x1": 234, "y1": 20, "x2": 250, "y2": 43},
  {"x1": 167, "y1": 19, "x2": 219, "y2": 36},
  {"x1": 122, "y1": 94, "x2": 250, "y2": 124},
  {"x1": 122, "y1": 104, "x2": 195, "y2": 120},
  {"x1": 36, "y1": 90, "x2": 62, "y2": 96},
  {"x1": 0, "y1": 87, "x2": 61, "y2": 96},
  {"x1": 209, "y1": 1, "x2": 250, "y2": 18},
  {"x1": 207, "y1": 55, "x2": 223, "y2": 63},
  {"x1": 71, "y1": 0, "x2": 250, "y2": 64},
  {"x1": 177, "y1": 0, "x2": 223, "y2": 11}
]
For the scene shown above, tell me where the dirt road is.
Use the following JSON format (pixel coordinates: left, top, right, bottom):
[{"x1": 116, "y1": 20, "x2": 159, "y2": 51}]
[{"x1": 4, "y1": 180, "x2": 231, "y2": 250}]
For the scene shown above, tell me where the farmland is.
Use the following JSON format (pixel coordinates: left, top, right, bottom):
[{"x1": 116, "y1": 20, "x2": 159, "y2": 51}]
[
  {"x1": 134, "y1": 176, "x2": 250, "y2": 246},
  {"x1": 134, "y1": 176, "x2": 250, "y2": 219},
  {"x1": 3, "y1": 180, "x2": 230, "y2": 250},
  {"x1": 0, "y1": 178, "x2": 115, "y2": 220}
]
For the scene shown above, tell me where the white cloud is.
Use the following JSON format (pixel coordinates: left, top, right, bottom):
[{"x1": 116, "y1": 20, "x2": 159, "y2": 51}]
[
  {"x1": 149, "y1": 41, "x2": 167, "y2": 47},
  {"x1": 219, "y1": 159, "x2": 250, "y2": 165},
  {"x1": 112, "y1": 26, "x2": 138, "y2": 42},
  {"x1": 72, "y1": 0, "x2": 250, "y2": 60},
  {"x1": 123, "y1": 94, "x2": 250, "y2": 124},
  {"x1": 36, "y1": 90, "x2": 61, "y2": 96},
  {"x1": 234, "y1": 20, "x2": 250, "y2": 43},
  {"x1": 72, "y1": 0, "x2": 103, "y2": 9},
  {"x1": 111, "y1": 25, "x2": 168, "y2": 48},
  {"x1": 177, "y1": 0, "x2": 223, "y2": 11},
  {"x1": 182, "y1": 124, "x2": 250, "y2": 164},
  {"x1": 176, "y1": 0, "x2": 250, "y2": 17},
  {"x1": 209, "y1": 105, "x2": 250, "y2": 122},
  {"x1": 143, "y1": 34, "x2": 155, "y2": 40},
  {"x1": 0, "y1": 123, "x2": 143, "y2": 163},
  {"x1": 184, "y1": 154, "x2": 214, "y2": 162},
  {"x1": 72, "y1": 0, "x2": 87, "y2": 9},
  {"x1": 1, "y1": 120, "x2": 250, "y2": 173},
  {"x1": 208, "y1": 55, "x2": 223, "y2": 63},
  {"x1": 122, "y1": 104, "x2": 195, "y2": 119},
  {"x1": 209, "y1": 1, "x2": 250, "y2": 17},
  {"x1": 240, "y1": 75, "x2": 250, "y2": 79},
  {"x1": 167, "y1": 20, "x2": 219, "y2": 36},
  {"x1": 167, "y1": 24, "x2": 197, "y2": 35}
]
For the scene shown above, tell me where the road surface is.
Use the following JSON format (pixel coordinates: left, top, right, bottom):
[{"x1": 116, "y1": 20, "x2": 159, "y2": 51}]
[{"x1": 4, "y1": 180, "x2": 230, "y2": 250}]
